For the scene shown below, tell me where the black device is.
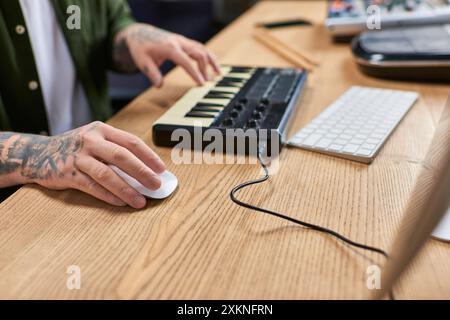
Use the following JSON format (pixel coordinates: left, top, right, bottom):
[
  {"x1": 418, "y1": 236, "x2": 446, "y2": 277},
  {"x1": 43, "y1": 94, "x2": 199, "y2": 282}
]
[
  {"x1": 152, "y1": 66, "x2": 307, "y2": 153},
  {"x1": 352, "y1": 24, "x2": 450, "y2": 81},
  {"x1": 257, "y1": 18, "x2": 312, "y2": 29}
]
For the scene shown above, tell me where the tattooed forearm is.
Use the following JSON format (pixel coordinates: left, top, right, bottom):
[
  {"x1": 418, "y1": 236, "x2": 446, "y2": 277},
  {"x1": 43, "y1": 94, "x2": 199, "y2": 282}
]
[
  {"x1": 112, "y1": 23, "x2": 172, "y2": 73},
  {"x1": 0, "y1": 131, "x2": 82, "y2": 186},
  {"x1": 0, "y1": 133, "x2": 21, "y2": 175},
  {"x1": 130, "y1": 25, "x2": 171, "y2": 44}
]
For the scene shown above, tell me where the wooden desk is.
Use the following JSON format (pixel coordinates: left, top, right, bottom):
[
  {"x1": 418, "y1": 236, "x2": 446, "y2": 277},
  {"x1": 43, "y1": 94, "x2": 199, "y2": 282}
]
[{"x1": 0, "y1": 1, "x2": 449, "y2": 299}]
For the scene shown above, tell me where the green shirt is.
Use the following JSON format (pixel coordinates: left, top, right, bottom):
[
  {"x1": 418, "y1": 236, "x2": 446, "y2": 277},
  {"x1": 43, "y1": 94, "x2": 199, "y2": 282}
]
[{"x1": 0, "y1": 0, "x2": 136, "y2": 134}]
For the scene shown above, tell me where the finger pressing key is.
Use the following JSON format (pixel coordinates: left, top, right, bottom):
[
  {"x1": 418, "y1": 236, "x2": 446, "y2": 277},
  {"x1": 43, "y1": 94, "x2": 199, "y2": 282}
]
[{"x1": 171, "y1": 48, "x2": 205, "y2": 85}]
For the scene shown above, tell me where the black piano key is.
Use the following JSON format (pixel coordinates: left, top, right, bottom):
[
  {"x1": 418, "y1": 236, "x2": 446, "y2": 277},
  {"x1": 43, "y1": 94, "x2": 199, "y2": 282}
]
[
  {"x1": 208, "y1": 90, "x2": 235, "y2": 95},
  {"x1": 191, "y1": 106, "x2": 223, "y2": 112},
  {"x1": 204, "y1": 91, "x2": 232, "y2": 96},
  {"x1": 195, "y1": 102, "x2": 224, "y2": 108},
  {"x1": 202, "y1": 94, "x2": 232, "y2": 100},
  {"x1": 216, "y1": 82, "x2": 241, "y2": 88},
  {"x1": 222, "y1": 77, "x2": 246, "y2": 83},
  {"x1": 217, "y1": 80, "x2": 245, "y2": 87},
  {"x1": 204, "y1": 93, "x2": 233, "y2": 99},
  {"x1": 231, "y1": 67, "x2": 253, "y2": 73},
  {"x1": 185, "y1": 112, "x2": 217, "y2": 118}
]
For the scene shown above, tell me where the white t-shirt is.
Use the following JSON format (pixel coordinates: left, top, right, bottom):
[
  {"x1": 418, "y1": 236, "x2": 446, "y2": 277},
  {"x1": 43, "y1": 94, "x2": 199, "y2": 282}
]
[{"x1": 19, "y1": 0, "x2": 92, "y2": 135}]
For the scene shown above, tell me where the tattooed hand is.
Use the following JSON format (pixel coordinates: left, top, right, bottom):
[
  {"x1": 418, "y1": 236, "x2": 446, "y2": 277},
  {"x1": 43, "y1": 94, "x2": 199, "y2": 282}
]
[
  {"x1": 0, "y1": 122, "x2": 166, "y2": 209},
  {"x1": 113, "y1": 23, "x2": 221, "y2": 87}
]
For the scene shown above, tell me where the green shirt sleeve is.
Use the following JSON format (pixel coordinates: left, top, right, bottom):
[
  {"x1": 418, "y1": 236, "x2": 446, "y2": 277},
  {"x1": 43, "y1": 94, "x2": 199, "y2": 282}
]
[
  {"x1": 0, "y1": 93, "x2": 12, "y2": 131},
  {"x1": 106, "y1": 0, "x2": 136, "y2": 72}
]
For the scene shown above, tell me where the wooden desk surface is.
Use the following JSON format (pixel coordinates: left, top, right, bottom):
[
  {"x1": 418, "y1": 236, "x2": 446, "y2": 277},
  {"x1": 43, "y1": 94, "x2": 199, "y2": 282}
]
[{"x1": 1, "y1": 1, "x2": 449, "y2": 299}]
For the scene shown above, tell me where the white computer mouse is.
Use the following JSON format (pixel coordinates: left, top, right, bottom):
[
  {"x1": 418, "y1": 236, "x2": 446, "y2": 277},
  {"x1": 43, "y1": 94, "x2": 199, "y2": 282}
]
[{"x1": 110, "y1": 165, "x2": 178, "y2": 199}]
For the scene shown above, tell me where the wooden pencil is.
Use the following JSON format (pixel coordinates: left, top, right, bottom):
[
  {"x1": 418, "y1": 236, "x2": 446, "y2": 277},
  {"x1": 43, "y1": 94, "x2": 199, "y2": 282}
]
[{"x1": 254, "y1": 27, "x2": 319, "y2": 67}]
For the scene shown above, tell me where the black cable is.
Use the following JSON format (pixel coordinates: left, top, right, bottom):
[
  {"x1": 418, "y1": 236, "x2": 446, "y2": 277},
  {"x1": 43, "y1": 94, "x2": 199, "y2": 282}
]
[{"x1": 230, "y1": 152, "x2": 394, "y2": 299}]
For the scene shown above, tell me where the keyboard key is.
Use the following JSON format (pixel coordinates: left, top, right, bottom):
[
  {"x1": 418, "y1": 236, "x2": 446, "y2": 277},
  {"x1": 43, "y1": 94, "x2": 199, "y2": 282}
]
[
  {"x1": 356, "y1": 148, "x2": 373, "y2": 157},
  {"x1": 334, "y1": 139, "x2": 348, "y2": 145},
  {"x1": 362, "y1": 143, "x2": 377, "y2": 150},
  {"x1": 317, "y1": 138, "x2": 333, "y2": 149},
  {"x1": 329, "y1": 144, "x2": 343, "y2": 152},
  {"x1": 355, "y1": 134, "x2": 367, "y2": 140},
  {"x1": 294, "y1": 132, "x2": 309, "y2": 139},
  {"x1": 330, "y1": 128, "x2": 343, "y2": 134},
  {"x1": 350, "y1": 138, "x2": 364, "y2": 145},
  {"x1": 325, "y1": 133, "x2": 338, "y2": 139},
  {"x1": 339, "y1": 134, "x2": 352, "y2": 140},
  {"x1": 185, "y1": 112, "x2": 217, "y2": 118},
  {"x1": 302, "y1": 134, "x2": 322, "y2": 147},
  {"x1": 342, "y1": 144, "x2": 359, "y2": 154},
  {"x1": 290, "y1": 137, "x2": 304, "y2": 145},
  {"x1": 301, "y1": 128, "x2": 315, "y2": 134},
  {"x1": 366, "y1": 138, "x2": 380, "y2": 145},
  {"x1": 370, "y1": 133, "x2": 385, "y2": 140}
]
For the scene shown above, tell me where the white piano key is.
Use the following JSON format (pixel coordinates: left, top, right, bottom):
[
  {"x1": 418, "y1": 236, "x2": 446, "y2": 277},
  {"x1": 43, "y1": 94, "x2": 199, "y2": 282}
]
[
  {"x1": 213, "y1": 86, "x2": 240, "y2": 94},
  {"x1": 155, "y1": 114, "x2": 214, "y2": 127},
  {"x1": 200, "y1": 98, "x2": 231, "y2": 106},
  {"x1": 227, "y1": 72, "x2": 252, "y2": 79}
]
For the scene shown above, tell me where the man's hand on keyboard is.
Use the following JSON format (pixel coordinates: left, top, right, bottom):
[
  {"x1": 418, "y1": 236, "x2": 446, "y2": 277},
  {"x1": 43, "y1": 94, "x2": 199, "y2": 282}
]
[
  {"x1": 0, "y1": 122, "x2": 166, "y2": 208},
  {"x1": 114, "y1": 23, "x2": 221, "y2": 87}
]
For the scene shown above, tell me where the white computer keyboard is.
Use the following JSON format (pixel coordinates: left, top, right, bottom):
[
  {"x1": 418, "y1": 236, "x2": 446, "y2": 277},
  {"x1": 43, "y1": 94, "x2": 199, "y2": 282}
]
[{"x1": 288, "y1": 86, "x2": 419, "y2": 163}]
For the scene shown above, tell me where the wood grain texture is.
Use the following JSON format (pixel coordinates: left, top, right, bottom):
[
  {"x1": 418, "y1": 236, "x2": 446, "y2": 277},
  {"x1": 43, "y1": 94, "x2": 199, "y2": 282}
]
[{"x1": 0, "y1": 1, "x2": 449, "y2": 299}]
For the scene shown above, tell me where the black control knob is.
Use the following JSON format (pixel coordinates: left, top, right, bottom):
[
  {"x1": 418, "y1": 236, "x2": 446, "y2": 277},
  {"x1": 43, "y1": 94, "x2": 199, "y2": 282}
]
[
  {"x1": 230, "y1": 110, "x2": 239, "y2": 118},
  {"x1": 260, "y1": 98, "x2": 270, "y2": 105},
  {"x1": 223, "y1": 118, "x2": 234, "y2": 127},
  {"x1": 234, "y1": 103, "x2": 245, "y2": 111},
  {"x1": 246, "y1": 119, "x2": 259, "y2": 128},
  {"x1": 252, "y1": 111, "x2": 263, "y2": 120},
  {"x1": 256, "y1": 104, "x2": 266, "y2": 112}
]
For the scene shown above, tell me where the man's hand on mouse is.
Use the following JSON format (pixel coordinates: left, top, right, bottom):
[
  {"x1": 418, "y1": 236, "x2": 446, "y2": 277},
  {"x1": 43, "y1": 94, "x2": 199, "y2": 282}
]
[
  {"x1": 0, "y1": 122, "x2": 165, "y2": 209},
  {"x1": 113, "y1": 23, "x2": 221, "y2": 87}
]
